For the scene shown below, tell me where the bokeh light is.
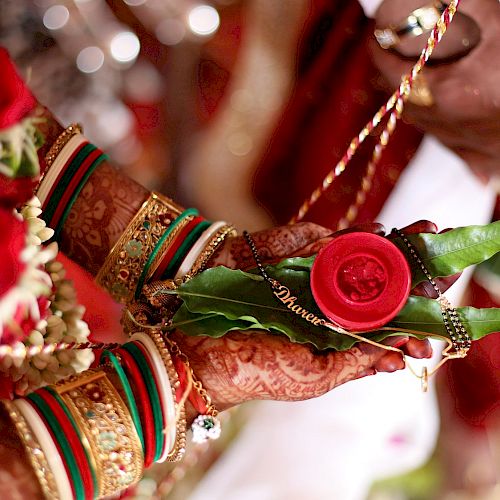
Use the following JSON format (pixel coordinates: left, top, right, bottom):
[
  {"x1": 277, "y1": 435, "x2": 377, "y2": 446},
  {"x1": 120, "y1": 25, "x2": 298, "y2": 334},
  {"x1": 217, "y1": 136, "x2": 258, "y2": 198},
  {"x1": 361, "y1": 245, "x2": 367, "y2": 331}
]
[
  {"x1": 110, "y1": 32, "x2": 140, "y2": 63},
  {"x1": 43, "y1": 5, "x2": 70, "y2": 30},
  {"x1": 187, "y1": 5, "x2": 220, "y2": 36},
  {"x1": 76, "y1": 46, "x2": 105, "y2": 73}
]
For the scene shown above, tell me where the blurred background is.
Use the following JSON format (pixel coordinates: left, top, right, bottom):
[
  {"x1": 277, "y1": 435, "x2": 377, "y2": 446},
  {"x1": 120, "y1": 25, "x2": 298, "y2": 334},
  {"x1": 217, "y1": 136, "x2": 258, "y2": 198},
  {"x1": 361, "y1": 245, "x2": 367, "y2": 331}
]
[{"x1": 1, "y1": 1, "x2": 498, "y2": 498}]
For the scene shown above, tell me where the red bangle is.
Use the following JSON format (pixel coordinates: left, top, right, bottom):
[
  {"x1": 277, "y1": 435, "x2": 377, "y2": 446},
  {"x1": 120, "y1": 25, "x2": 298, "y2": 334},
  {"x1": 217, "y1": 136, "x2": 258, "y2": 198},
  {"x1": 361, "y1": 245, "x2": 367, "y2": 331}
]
[
  {"x1": 42, "y1": 141, "x2": 88, "y2": 211},
  {"x1": 49, "y1": 147, "x2": 103, "y2": 228},
  {"x1": 172, "y1": 354, "x2": 207, "y2": 414},
  {"x1": 36, "y1": 388, "x2": 96, "y2": 500},
  {"x1": 116, "y1": 347, "x2": 156, "y2": 468},
  {"x1": 152, "y1": 216, "x2": 204, "y2": 280}
]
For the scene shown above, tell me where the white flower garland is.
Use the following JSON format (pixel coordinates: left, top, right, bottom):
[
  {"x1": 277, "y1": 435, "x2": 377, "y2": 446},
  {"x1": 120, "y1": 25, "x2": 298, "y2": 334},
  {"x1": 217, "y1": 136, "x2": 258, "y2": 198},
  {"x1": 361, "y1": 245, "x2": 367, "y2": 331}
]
[{"x1": 0, "y1": 197, "x2": 93, "y2": 394}]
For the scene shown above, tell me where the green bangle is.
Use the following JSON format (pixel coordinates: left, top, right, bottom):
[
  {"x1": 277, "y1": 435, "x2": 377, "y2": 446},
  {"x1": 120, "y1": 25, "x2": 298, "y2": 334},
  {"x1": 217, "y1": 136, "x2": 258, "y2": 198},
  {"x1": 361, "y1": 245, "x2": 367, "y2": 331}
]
[
  {"x1": 44, "y1": 387, "x2": 99, "y2": 495},
  {"x1": 27, "y1": 392, "x2": 85, "y2": 500},
  {"x1": 100, "y1": 350, "x2": 145, "y2": 453},
  {"x1": 134, "y1": 207, "x2": 199, "y2": 299},
  {"x1": 53, "y1": 153, "x2": 108, "y2": 241},
  {"x1": 163, "y1": 219, "x2": 212, "y2": 279},
  {"x1": 123, "y1": 342, "x2": 164, "y2": 462},
  {"x1": 43, "y1": 143, "x2": 96, "y2": 224}
]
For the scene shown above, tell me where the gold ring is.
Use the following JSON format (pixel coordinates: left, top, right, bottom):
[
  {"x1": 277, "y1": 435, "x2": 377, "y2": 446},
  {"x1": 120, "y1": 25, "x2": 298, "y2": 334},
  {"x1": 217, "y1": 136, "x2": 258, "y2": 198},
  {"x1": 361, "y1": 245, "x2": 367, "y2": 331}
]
[{"x1": 375, "y1": 1, "x2": 447, "y2": 50}]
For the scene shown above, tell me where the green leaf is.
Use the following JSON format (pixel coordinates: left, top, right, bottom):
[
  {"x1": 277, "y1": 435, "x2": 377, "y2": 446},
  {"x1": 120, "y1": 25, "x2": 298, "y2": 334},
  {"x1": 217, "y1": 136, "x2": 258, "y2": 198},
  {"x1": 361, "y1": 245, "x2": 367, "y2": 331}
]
[
  {"x1": 171, "y1": 223, "x2": 500, "y2": 350},
  {"x1": 395, "y1": 222, "x2": 500, "y2": 286},
  {"x1": 391, "y1": 296, "x2": 500, "y2": 341}
]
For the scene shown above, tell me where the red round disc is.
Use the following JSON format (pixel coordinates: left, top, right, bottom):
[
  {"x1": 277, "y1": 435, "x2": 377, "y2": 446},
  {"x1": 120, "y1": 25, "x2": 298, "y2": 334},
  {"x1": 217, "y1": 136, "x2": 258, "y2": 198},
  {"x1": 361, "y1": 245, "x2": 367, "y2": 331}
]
[{"x1": 310, "y1": 232, "x2": 411, "y2": 331}]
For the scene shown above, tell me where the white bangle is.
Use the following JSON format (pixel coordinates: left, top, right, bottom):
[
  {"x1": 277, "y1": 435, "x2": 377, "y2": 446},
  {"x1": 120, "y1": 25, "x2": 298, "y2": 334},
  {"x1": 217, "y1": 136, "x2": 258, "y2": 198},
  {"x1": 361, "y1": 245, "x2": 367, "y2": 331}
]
[
  {"x1": 175, "y1": 221, "x2": 227, "y2": 279},
  {"x1": 14, "y1": 399, "x2": 73, "y2": 500},
  {"x1": 37, "y1": 134, "x2": 87, "y2": 208},
  {"x1": 130, "y1": 332, "x2": 177, "y2": 463}
]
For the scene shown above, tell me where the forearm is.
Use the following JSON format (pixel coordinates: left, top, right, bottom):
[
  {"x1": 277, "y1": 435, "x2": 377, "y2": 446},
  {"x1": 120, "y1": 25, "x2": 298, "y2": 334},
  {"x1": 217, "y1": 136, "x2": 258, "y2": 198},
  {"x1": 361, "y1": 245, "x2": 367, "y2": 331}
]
[{"x1": 35, "y1": 105, "x2": 148, "y2": 275}]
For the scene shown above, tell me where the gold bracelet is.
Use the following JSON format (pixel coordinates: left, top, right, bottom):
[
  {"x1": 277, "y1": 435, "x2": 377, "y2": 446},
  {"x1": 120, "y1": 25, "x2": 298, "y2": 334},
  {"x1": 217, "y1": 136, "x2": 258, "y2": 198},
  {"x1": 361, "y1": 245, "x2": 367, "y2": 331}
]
[
  {"x1": 55, "y1": 370, "x2": 144, "y2": 497},
  {"x1": 147, "y1": 329, "x2": 187, "y2": 462},
  {"x1": 187, "y1": 224, "x2": 237, "y2": 278},
  {"x1": 2, "y1": 400, "x2": 60, "y2": 500},
  {"x1": 96, "y1": 192, "x2": 183, "y2": 303},
  {"x1": 44, "y1": 123, "x2": 83, "y2": 169}
]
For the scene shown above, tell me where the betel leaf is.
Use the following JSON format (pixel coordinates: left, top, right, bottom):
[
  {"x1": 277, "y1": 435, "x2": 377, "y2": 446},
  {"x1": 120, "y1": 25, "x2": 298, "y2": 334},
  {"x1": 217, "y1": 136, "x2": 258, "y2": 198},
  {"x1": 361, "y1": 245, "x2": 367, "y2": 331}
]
[
  {"x1": 172, "y1": 264, "x2": 500, "y2": 351},
  {"x1": 398, "y1": 222, "x2": 500, "y2": 287}
]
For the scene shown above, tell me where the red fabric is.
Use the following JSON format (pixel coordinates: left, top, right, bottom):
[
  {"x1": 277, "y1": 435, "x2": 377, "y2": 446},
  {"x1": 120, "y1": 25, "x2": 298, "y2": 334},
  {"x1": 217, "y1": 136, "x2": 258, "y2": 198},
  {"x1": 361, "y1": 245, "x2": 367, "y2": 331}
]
[
  {"x1": 443, "y1": 278, "x2": 500, "y2": 427},
  {"x1": 253, "y1": 1, "x2": 423, "y2": 228},
  {"x1": 0, "y1": 48, "x2": 36, "y2": 130},
  {"x1": 0, "y1": 209, "x2": 26, "y2": 301}
]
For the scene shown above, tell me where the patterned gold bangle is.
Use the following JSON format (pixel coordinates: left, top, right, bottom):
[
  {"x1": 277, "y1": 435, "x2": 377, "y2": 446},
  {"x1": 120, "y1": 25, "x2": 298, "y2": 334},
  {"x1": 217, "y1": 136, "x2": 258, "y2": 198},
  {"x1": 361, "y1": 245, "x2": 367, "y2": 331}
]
[
  {"x1": 2, "y1": 400, "x2": 60, "y2": 500},
  {"x1": 54, "y1": 370, "x2": 144, "y2": 497},
  {"x1": 44, "y1": 123, "x2": 83, "y2": 169},
  {"x1": 187, "y1": 224, "x2": 237, "y2": 278},
  {"x1": 147, "y1": 329, "x2": 187, "y2": 462},
  {"x1": 96, "y1": 192, "x2": 184, "y2": 303}
]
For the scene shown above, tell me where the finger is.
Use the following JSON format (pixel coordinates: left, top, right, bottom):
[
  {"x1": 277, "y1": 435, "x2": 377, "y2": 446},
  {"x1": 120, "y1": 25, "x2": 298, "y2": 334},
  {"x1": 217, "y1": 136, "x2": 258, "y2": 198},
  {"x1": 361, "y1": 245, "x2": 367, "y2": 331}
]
[
  {"x1": 399, "y1": 220, "x2": 438, "y2": 235},
  {"x1": 400, "y1": 337, "x2": 433, "y2": 359},
  {"x1": 333, "y1": 222, "x2": 386, "y2": 238},
  {"x1": 290, "y1": 236, "x2": 333, "y2": 258},
  {"x1": 374, "y1": 351, "x2": 406, "y2": 373},
  {"x1": 412, "y1": 273, "x2": 461, "y2": 298}
]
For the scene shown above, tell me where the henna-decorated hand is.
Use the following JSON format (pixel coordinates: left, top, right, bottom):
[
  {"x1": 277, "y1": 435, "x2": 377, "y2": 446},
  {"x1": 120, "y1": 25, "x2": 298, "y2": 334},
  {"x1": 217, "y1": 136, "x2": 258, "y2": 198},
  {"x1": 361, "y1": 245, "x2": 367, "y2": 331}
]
[{"x1": 172, "y1": 221, "x2": 436, "y2": 411}]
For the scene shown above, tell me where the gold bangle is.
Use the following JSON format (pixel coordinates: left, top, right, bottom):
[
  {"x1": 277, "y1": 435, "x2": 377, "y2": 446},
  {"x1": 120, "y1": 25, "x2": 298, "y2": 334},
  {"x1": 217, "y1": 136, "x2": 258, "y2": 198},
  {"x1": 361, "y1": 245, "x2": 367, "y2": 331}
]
[
  {"x1": 374, "y1": 1, "x2": 446, "y2": 49},
  {"x1": 187, "y1": 224, "x2": 237, "y2": 278},
  {"x1": 147, "y1": 329, "x2": 187, "y2": 462},
  {"x1": 96, "y1": 192, "x2": 183, "y2": 303},
  {"x1": 44, "y1": 123, "x2": 83, "y2": 169},
  {"x1": 2, "y1": 400, "x2": 60, "y2": 500},
  {"x1": 55, "y1": 370, "x2": 144, "y2": 497}
]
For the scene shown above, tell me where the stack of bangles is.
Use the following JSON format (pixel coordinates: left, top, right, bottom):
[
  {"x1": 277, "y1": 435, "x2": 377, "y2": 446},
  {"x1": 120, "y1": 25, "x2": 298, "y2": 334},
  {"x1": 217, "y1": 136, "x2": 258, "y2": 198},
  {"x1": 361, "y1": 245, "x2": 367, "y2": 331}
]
[{"x1": 2, "y1": 123, "x2": 236, "y2": 498}]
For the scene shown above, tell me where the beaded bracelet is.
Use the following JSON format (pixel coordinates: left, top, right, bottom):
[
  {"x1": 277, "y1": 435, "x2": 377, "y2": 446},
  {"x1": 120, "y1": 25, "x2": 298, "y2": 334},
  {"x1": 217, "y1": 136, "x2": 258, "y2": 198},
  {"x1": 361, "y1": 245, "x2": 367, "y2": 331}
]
[
  {"x1": 14, "y1": 398, "x2": 73, "y2": 499},
  {"x1": 96, "y1": 192, "x2": 184, "y2": 303},
  {"x1": 3, "y1": 400, "x2": 60, "y2": 499}
]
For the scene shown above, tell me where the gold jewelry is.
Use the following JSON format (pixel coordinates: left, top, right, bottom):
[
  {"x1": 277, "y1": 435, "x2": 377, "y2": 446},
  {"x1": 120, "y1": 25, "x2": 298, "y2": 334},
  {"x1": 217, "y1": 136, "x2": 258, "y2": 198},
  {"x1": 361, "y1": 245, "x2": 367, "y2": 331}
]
[
  {"x1": 375, "y1": 1, "x2": 447, "y2": 49},
  {"x1": 44, "y1": 123, "x2": 83, "y2": 169},
  {"x1": 2, "y1": 400, "x2": 60, "y2": 499},
  {"x1": 408, "y1": 74, "x2": 434, "y2": 107},
  {"x1": 96, "y1": 192, "x2": 183, "y2": 303},
  {"x1": 187, "y1": 224, "x2": 237, "y2": 278},
  {"x1": 55, "y1": 370, "x2": 144, "y2": 497},
  {"x1": 147, "y1": 330, "x2": 187, "y2": 462}
]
